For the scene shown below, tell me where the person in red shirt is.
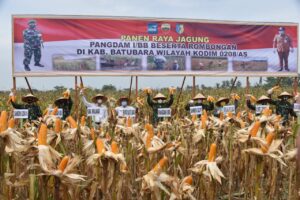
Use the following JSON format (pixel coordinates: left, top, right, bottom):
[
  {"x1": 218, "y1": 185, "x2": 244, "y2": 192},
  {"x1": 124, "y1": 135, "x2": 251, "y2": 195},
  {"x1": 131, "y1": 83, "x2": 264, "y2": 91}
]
[{"x1": 273, "y1": 27, "x2": 294, "y2": 71}]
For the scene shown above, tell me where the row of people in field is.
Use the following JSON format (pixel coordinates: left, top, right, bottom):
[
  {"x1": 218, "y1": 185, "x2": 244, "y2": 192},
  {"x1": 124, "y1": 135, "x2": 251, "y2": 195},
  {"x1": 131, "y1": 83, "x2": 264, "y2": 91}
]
[{"x1": 7, "y1": 86, "x2": 298, "y2": 126}]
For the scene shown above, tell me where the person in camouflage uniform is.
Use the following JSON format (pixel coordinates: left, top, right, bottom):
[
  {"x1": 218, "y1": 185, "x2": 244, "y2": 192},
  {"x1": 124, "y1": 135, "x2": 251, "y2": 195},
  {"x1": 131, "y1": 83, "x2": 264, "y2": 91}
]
[
  {"x1": 54, "y1": 89, "x2": 73, "y2": 120},
  {"x1": 185, "y1": 93, "x2": 214, "y2": 117},
  {"x1": 146, "y1": 88, "x2": 174, "y2": 125},
  {"x1": 267, "y1": 88, "x2": 296, "y2": 125},
  {"x1": 10, "y1": 93, "x2": 42, "y2": 121},
  {"x1": 23, "y1": 20, "x2": 44, "y2": 71}
]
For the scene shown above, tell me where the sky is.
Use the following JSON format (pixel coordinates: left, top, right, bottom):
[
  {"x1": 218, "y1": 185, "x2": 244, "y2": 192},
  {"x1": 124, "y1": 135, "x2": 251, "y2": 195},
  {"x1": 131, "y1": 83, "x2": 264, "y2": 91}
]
[{"x1": 0, "y1": 0, "x2": 300, "y2": 91}]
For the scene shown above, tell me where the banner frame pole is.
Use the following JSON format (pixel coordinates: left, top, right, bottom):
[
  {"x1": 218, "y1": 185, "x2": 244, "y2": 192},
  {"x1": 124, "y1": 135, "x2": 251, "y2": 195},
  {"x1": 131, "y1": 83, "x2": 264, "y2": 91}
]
[
  {"x1": 75, "y1": 76, "x2": 78, "y2": 119},
  {"x1": 192, "y1": 76, "x2": 196, "y2": 97}
]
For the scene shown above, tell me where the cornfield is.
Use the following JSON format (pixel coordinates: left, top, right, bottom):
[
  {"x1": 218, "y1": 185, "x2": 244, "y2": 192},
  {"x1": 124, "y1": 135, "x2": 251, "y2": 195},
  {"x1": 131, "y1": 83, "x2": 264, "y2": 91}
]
[{"x1": 0, "y1": 85, "x2": 299, "y2": 200}]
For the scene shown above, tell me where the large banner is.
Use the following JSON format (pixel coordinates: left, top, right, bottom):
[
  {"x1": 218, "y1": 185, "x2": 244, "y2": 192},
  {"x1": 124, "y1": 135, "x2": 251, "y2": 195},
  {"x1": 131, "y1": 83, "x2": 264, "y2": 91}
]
[{"x1": 13, "y1": 15, "x2": 299, "y2": 77}]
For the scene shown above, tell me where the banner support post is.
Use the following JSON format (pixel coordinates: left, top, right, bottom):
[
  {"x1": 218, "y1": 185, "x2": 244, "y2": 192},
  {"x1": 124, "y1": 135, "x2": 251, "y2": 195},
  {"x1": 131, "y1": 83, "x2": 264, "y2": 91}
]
[
  {"x1": 294, "y1": 76, "x2": 298, "y2": 95},
  {"x1": 12, "y1": 77, "x2": 16, "y2": 91},
  {"x1": 135, "y1": 76, "x2": 138, "y2": 100},
  {"x1": 246, "y1": 77, "x2": 249, "y2": 94},
  {"x1": 75, "y1": 76, "x2": 78, "y2": 119},
  {"x1": 192, "y1": 76, "x2": 196, "y2": 97},
  {"x1": 128, "y1": 76, "x2": 133, "y2": 100}
]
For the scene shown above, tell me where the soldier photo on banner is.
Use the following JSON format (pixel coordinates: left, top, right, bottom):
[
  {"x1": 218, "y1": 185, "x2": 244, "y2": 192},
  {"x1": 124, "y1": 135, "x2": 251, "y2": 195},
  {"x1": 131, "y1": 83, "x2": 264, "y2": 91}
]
[{"x1": 23, "y1": 19, "x2": 44, "y2": 71}]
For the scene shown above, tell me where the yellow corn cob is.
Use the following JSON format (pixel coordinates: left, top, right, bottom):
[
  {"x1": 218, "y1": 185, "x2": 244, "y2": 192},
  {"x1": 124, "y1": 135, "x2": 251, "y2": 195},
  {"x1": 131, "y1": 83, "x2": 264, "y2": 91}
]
[
  {"x1": 38, "y1": 123, "x2": 48, "y2": 145},
  {"x1": 236, "y1": 111, "x2": 241, "y2": 119},
  {"x1": 51, "y1": 107, "x2": 58, "y2": 115},
  {"x1": 261, "y1": 132, "x2": 275, "y2": 153},
  {"x1": 0, "y1": 111, "x2": 8, "y2": 132},
  {"x1": 58, "y1": 156, "x2": 69, "y2": 172},
  {"x1": 8, "y1": 118, "x2": 15, "y2": 129},
  {"x1": 201, "y1": 114, "x2": 207, "y2": 129},
  {"x1": 219, "y1": 112, "x2": 224, "y2": 121},
  {"x1": 55, "y1": 118, "x2": 62, "y2": 133},
  {"x1": 227, "y1": 111, "x2": 233, "y2": 118},
  {"x1": 126, "y1": 117, "x2": 132, "y2": 128},
  {"x1": 111, "y1": 141, "x2": 119, "y2": 154},
  {"x1": 191, "y1": 114, "x2": 197, "y2": 123},
  {"x1": 146, "y1": 124, "x2": 154, "y2": 148},
  {"x1": 183, "y1": 175, "x2": 193, "y2": 185},
  {"x1": 90, "y1": 128, "x2": 95, "y2": 140},
  {"x1": 152, "y1": 156, "x2": 168, "y2": 174},
  {"x1": 66, "y1": 116, "x2": 77, "y2": 129},
  {"x1": 208, "y1": 143, "x2": 217, "y2": 162},
  {"x1": 80, "y1": 116, "x2": 86, "y2": 126},
  {"x1": 42, "y1": 108, "x2": 49, "y2": 117},
  {"x1": 96, "y1": 138, "x2": 105, "y2": 155},
  {"x1": 250, "y1": 121, "x2": 261, "y2": 137}
]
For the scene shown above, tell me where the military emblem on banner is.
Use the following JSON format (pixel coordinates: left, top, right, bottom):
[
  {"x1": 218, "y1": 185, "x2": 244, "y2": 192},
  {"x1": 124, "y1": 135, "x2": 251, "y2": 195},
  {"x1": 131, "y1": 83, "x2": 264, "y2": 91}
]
[
  {"x1": 161, "y1": 23, "x2": 171, "y2": 34},
  {"x1": 176, "y1": 24, "x2": 184, "y2": 34}
]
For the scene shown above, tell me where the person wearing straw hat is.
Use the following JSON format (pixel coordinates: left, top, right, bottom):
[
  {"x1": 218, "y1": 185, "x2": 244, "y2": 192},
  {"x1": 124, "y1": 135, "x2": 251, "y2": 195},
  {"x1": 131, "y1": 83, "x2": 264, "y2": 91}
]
[
  {"x1": 146, "y1": 88, "x2": 174, "y2": 125},
  {"x1": 54, "y1": 89, "x2": 73, "y2": 120},
  {"x1": 214, "y1": 93, "x2": 239, "y2": 117},
  {"x1": 9, "y1": 93, "x2": 42, "y2": 121},
  {"x1": 115, "y1": 96, "x2": 136, "y2": 119},
  {"x1": 267, "y1": 89, "x2": 296, "y2": 124},
  {"x1": 246, "y1": 95, "x2": 271, "y2": 115},
  {"x1": 185, "y1": 93, "x2": 214, "y2": 117},
  {"x1": 80, "y1": 90, "x2": 108, "y2": 126}
]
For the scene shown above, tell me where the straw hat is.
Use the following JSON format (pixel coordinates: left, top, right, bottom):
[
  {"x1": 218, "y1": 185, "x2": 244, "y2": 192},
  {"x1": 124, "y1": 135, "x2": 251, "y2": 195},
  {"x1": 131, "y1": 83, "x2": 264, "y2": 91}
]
[
  {"x1": 22, "y1": 94, "x2": 38, "y2": 103},
  {"x1": 54, "y1": 97, "x2": 69, "y2": 106},
  {"x1": 153, "y1": 93, "x2": 167, "y2": 100},
  {"x1": 117, "y1": 96, "x2": 131, "y2": 105},
  {"x1": 257, "y1": 95, "x2": 271, "y2": 103},
  {"x1": 92, "y1": 94, "x2": 108, "y2": 103},
  {"x1": 192, "y1": 93, "x2": 206, "y2": 100},
  {"x1": 278, "y1": 91, "x2": 293, "y2": 99},
  {"x1": 216, "y1": 97, "x2": 229, "y2": 107}
]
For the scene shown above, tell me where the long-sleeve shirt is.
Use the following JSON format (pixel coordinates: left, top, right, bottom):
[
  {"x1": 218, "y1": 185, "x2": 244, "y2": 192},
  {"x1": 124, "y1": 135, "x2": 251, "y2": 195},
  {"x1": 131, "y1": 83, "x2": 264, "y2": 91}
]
[
  {"x1": 268, "y1": 94, "x2": 297, "y2": 122},
  {"x1": 81, "y1": 96, "x2": 108, "y2": 123},
  {"x1": 56, "y1": 98, "x2": 73, "y2": 120},
  {"x1": 11, "y1": 101, "x2": 42, "y2": 121},
  {"x1": 147, "y1": 94, "x2": 174, "y2": 125}
]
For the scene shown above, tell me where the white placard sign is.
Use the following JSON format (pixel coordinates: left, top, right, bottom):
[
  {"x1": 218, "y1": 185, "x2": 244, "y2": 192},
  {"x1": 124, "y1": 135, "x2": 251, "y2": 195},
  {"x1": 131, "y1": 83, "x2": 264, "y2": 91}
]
[
  {"x1": 87, "y1": 107, "x2": 104, "y2": 117},
  {"x1": 255, "y1": 105, "x2": 269, "y2": 114},
  {"x1": 294, "y1": 103, "x2": 300, "y2": 112},
  {"x1": 190, "y1": 106, "x2": 203, "y2": 115},
  {"x1": 48, "y1": 108, "x2": 63, "y2": 118},
  {"x1": 222, "y1": 105, "x2": 235, "y2": 115},
  {"x1": 14, "y1": 109, "x2": 29, "y2": 119},
  {"x1": 158, "y1": 108, "x2": 172, "y2": 118},
  {"x1": 122, "y1": 108, "x2": 136, "y2": 117}
]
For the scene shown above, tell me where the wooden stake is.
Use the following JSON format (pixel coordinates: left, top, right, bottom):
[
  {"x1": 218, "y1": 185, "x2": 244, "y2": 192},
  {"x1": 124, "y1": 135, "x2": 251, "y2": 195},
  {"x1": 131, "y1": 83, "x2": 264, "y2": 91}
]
[{"x1": 24, "y1": 77, "x2": 33, "y2": 95}]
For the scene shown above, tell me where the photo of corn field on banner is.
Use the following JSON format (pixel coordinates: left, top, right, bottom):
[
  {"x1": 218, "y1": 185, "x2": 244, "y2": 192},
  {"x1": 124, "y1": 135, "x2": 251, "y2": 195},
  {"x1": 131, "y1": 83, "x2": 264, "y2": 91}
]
[{"x1": 12, "y1": 15, "x2": 298, "y2": 76}]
